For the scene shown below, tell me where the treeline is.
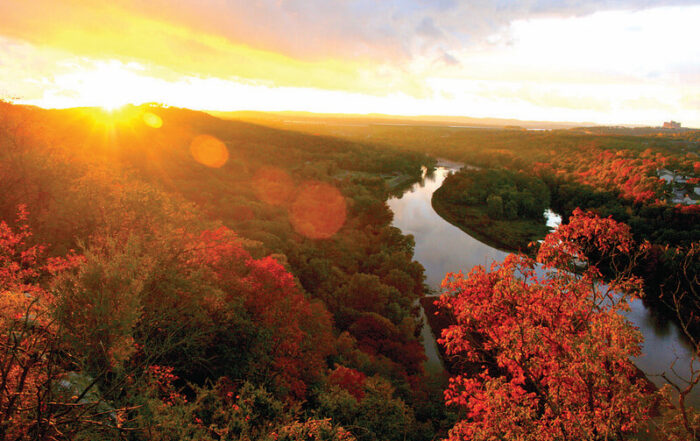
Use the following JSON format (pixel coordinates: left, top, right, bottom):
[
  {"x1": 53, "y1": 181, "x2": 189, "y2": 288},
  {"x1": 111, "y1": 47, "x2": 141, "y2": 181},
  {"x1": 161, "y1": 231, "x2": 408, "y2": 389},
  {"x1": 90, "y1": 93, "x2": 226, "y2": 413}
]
[
  {"x1": 289, "y1": 122, "x2": 692, "y2": 187},
  {"x1": 240, "y1": 120, "x2": 698, "y2": 244},
  {"x1": 0, "y1": 102, "x2": 453, "y2": 440},
  {"x1": 546, "y1": 178, "x2": 699, "y2": 246},
  {"x1": 437, "y1": 168, "x2": 549, "y2": 221},
  {"x1": 572, "y1": 125, "x2": 700, "y2": 143}
]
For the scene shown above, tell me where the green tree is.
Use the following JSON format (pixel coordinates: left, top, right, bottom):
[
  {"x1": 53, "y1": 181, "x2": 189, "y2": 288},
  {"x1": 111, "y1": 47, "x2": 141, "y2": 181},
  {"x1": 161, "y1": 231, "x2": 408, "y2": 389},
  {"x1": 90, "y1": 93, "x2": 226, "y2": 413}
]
[{"x1": 486, "y1": 194, "x2": 503, "y2": 219}]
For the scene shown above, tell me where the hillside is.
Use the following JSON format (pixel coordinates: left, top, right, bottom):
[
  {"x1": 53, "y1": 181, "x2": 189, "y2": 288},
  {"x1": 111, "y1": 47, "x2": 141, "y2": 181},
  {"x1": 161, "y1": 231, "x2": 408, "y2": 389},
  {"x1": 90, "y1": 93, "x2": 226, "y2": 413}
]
[{"x1": 0, "y1": 101, "x2": 453, "y2": 441}]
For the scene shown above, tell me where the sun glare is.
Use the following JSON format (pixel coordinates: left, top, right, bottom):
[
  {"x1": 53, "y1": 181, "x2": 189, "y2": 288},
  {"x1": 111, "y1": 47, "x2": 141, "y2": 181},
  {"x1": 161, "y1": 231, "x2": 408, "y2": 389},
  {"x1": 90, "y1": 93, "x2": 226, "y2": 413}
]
[
  {"x1": 4, "y1": 5, "x2": 698, "y2": 126},
  {"x1": 142, "y1": 112, "x2": 163, "y2": 128},
  {"x1": 78, "y1": 104, "x2": 164, "y2": 134},
  {"x1": 190, "y1": 134, "x2": 229, "y2": 168},
  {"x1": 41, "y1": 60, "x2": 163, "y2": 111},
  {"x1": 101, "y1": 102, "x2": 122, "y2": 112}
]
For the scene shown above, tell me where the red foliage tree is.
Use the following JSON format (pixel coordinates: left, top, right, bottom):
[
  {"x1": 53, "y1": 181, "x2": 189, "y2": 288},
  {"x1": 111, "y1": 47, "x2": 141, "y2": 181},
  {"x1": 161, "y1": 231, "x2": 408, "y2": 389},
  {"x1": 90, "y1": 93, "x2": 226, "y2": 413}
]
[
  {"x1": 328, "y1": 365, "x2": 367, "y2": 401},
  {"x1": 188, "y1": 226, "x2": 335, "y2": 400},
  {"x1": 0, "y1": 207, "x2": 88, "y2": 439},
  {"x1": 243, "y1": 255, "x2": 334, "y2": 399},
  {"x1": 348, "y1": 313, "x2": 426, "y2": 375},
  {"x1": 438, "y1": 209, "x2": 654, "y2": 440}
]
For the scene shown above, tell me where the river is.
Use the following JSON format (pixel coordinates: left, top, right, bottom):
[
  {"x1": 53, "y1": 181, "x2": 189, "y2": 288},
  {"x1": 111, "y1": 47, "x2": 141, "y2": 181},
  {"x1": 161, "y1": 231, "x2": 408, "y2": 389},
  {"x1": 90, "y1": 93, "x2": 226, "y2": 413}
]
[{"x1": 387, "y1": 161, "x2": 699, "y2": 406}]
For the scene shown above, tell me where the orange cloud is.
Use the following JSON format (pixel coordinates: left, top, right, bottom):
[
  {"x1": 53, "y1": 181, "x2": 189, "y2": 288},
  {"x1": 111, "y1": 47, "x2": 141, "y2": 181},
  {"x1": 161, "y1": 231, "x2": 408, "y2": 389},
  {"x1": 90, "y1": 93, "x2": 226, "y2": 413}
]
[{"x1": 0, "y1": 1, "x2": 424, "y2": 97}]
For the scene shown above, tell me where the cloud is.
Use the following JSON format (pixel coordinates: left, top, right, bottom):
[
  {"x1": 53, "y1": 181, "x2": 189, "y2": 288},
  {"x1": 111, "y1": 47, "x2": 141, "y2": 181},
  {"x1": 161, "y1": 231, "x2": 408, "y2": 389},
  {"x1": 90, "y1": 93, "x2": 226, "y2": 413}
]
[
  {"x1": 1, "y1": 0, "x2": 699, "y2": 125},
  {"x1": 0, "y1": 2, "x2": 432, "y2": 96},
  {"x1": 416, "y1": 17, "x2": 444, "y2": 38},
  {"x1": 439, "y1": 52, "x2": 460, "y2": 67},
  {"x1": 3, "y1": 1, "x2": 695, "y2": 66}
]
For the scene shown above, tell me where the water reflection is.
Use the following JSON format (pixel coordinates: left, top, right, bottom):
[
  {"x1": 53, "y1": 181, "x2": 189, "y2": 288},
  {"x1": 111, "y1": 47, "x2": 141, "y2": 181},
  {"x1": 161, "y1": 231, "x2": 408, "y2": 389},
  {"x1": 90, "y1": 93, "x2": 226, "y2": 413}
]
[
  {"x1": 544, "y1": 208, "x2": 562, "y2": 231},
  {"x1": 388, "y1": 166, "x2": 508, "y2": 289},
  {"x1": 388, "y1": 161, "x2": 698, "y2": 406}
]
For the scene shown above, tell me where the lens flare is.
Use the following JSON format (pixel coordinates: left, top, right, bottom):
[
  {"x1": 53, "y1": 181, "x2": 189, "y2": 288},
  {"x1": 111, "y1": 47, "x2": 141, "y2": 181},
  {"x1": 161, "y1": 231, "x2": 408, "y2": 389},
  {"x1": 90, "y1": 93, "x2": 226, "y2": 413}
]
[
  {"x1": 142, "y1": 112, "x2": 163, "y2": 128},
  {"x1": 290, "y1": 182, "x2": 346, "y2": 239},
  {"x1": 253, "y1": 166, "x2": 294, "y2": 206},
  {"x1": 190, "y1": 134, "x2": 229, "y2": 168}
]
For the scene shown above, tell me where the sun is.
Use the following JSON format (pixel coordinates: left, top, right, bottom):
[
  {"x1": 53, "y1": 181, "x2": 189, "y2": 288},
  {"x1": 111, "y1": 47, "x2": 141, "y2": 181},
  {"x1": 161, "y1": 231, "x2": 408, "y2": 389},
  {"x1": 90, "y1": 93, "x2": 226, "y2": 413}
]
[
  {"x1": 88, "y1": 62, "x2": 142, "y2": 111},
  {"x1": 101, "y1": 101, "x2": 124, "y2": 112},
  {"x1": 47, "y1": 60, "x2": 160, "y2": 111},
  {"x1": 78, "y1": 103, "x2": 163, "y2": 132}
]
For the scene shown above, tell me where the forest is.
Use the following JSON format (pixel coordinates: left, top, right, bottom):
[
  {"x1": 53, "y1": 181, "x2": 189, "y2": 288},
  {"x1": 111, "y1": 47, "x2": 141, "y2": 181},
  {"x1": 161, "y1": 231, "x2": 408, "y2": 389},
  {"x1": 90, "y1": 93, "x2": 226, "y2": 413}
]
[
  {"x1": 1, "y1": 102, "x2": 698, "y2": 440},
  {"x1": 432, "y1": 168, "x2": 551, "y2": 251},
  {"x1": 0, "y1": 102, "x2": 455, "y2": 440},
  {"x1": 241, "y1": 117, "x2": 700, "y2": 337}
]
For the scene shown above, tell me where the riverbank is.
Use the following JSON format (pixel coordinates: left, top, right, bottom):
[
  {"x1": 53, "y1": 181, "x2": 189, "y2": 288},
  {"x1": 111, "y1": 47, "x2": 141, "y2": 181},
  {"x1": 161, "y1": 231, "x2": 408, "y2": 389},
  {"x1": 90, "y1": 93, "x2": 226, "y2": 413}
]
[
  {"x1": 419, "y1": 297, "x2": 455, "y2": 375},
  {"x1": 431, "y1": 190, "x2": 549, "y2": 253}
]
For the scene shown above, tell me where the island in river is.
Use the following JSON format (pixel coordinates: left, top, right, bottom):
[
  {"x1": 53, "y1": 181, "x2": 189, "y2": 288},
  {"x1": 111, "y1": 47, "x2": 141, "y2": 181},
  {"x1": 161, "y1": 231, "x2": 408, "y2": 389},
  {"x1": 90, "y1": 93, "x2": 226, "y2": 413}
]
[{"x1": 431, "y1": 165, "x2": 552, "y2": 252}]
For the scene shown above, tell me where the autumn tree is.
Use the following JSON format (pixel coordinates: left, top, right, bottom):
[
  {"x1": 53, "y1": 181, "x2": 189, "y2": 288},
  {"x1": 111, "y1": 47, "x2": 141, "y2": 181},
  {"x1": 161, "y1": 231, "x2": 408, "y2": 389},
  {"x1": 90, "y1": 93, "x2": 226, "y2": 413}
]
[
  {"x1": 268, "y1": 418, "x2": 356, "y2": 441},
  {"x1": 0, "y1": 206, "x2": 59, "y2": 439},
  {"x1": 0, "y1": 207, "x2": 131, "y2": 440},
  {"x1": 317, "y1": 375, "x2": 414, "y2": 441},
  {"x1": 185, "y1": 226, "x2": 335, "y2": 399},
  {"x1": 438, "y1": 209, "x2": 655, "y2": 440},
  {"x1": 652, "y1": 243, "x2": 700, "y2": 440}
]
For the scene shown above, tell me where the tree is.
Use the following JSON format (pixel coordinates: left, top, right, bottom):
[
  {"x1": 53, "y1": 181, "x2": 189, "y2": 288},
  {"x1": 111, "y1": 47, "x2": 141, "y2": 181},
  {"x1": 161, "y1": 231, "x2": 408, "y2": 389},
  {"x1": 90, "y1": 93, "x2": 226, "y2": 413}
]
[
  {"x1": 268, "y1": 419, "x2": 356, "y2": 441},
  {"x1": 503, "y1": 199, "x2": 518, "y2": 220},
  {"x1": 438, "y1": 209, "x2": 654, "y2": 440},
  {"x1": 189, "y1": 226, "x2": 335, "y2": 400},
  {"x1": 328, "y1": 365, "x2": 367, "y2": 401},
  {"x1": 0, "y1": 206, "x2": 61, "y2": 439},
  {"x1": 317, "y1": 375, "x2": 414, "y2": 441},
  {"x1": 652, "y1": 243, "x2": 700, "y2": 440},
  {"x1": 485, "y1": 194, "x2": 503, "y2": 219},
  {"x1": 54, "y1": 237, "x2": 147, "y2": 377},
  {"x1": 0, "y1": 207, "x2": 131, "y2": 440}
]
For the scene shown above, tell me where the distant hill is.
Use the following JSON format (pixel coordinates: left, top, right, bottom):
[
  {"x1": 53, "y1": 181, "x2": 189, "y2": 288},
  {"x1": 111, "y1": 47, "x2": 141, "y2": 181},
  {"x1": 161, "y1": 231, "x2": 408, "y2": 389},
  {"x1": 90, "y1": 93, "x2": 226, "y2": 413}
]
[{"x1": 207, "y1": 110, "x2": 599, "y2": 130}]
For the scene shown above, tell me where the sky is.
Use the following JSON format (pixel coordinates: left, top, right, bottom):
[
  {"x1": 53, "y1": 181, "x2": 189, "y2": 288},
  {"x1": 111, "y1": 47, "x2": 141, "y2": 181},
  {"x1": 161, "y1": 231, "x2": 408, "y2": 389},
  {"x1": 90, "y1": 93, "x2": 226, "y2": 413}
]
[{"x1": 1, "y1": 0, "x2": 699, "y2": 126}]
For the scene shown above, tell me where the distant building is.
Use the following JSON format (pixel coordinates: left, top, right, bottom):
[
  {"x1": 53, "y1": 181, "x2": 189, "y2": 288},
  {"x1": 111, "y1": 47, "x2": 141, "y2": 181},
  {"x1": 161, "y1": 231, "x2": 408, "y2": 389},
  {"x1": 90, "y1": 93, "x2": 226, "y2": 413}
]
[
  {"x1": 663, "y1": 121, "x2": 681, "y2": 129},
  {"x1": 657, "y1": 168, "x2": 674, "y2": 184},
  {"x1": 657, "y1": 168, "x2": 688, "y2": 185}
]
